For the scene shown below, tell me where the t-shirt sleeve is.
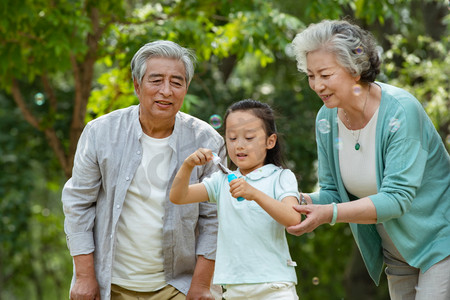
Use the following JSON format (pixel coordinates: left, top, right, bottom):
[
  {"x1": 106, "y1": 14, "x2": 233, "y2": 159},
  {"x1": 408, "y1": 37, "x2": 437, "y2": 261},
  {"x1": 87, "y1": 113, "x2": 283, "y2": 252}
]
[
  {"x1": 202, "y1": 170, "x2": 224, "y2": 203},
  {"x1": 275, "y1": 169, "x2": 300, "y2": 202}
]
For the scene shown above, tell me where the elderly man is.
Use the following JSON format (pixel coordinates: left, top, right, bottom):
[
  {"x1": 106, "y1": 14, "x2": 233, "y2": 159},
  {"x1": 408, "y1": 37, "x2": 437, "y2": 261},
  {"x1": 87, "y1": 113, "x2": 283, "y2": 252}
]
[{"x1": 62, "y1": 40, "x2": 225, "y2": 300}]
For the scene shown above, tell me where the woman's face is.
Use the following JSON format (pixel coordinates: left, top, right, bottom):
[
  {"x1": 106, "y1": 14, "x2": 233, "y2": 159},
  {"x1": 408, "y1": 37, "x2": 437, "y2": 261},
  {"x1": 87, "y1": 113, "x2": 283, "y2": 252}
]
[{"x1": 306, "y1": 49, "x2": 360, "y2": 109}]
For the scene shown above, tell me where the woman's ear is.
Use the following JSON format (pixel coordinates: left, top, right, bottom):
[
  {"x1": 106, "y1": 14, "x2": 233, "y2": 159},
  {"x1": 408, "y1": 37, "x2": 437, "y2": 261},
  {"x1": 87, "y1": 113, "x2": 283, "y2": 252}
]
[{"x1": 266, "y1": 134, "x2": 277, "y2": 150}]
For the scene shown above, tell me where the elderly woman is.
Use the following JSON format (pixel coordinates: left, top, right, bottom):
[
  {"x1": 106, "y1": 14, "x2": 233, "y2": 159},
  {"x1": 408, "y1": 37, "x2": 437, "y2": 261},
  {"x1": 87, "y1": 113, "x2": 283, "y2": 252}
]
[{"x1": 287, "y1": 19, "x2": 450, "y2": 300}]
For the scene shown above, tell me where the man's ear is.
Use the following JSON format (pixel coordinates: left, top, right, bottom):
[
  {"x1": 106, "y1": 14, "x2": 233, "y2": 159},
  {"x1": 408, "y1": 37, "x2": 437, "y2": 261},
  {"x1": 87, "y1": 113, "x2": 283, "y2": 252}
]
[
  {"x1": 266, "y1": 134, "x2": 277, "y2": 150},
  {"x1": 133, "y1": 79, "x2": 140, "y2": 96}
]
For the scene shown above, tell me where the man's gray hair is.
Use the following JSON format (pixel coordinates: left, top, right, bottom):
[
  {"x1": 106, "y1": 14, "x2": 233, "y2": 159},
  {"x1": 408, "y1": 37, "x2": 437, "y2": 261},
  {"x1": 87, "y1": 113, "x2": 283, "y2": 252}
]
[{"x1": 131, "y1": 40, "x2": 196, "y2": 86}]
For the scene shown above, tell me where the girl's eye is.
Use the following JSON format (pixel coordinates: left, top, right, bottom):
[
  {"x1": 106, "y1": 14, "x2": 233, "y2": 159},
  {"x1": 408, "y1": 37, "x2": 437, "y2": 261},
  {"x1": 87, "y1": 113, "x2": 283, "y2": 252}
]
[
  {"x1": 245, "y1": 137, "x2": 255, "y2": 140},
  {"x1": 228, "y1": 137, "x2": 236, "y2": 141}
]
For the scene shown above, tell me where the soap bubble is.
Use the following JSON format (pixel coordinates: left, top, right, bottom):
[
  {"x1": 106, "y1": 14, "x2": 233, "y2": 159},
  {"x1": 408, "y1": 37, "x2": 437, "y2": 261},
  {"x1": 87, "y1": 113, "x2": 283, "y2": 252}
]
[
  {"x1": 389, "y1": 118, "x2": 401, "y2": 133},
  {"x1": 34, "y1": 93, "x2": 45, "y2": 105},
  {"x1": 312, "y1": 277, "x2": 320, "y2": 285},
  {"x1": 317, "y1": 119, "x2": 331, "y2": 134},
  {"x1": 352, "y1": 84, "x2": 362, "y2": 96},
  {"x1": 209, "y1": 114, "x2": 222, "y2": 129}
]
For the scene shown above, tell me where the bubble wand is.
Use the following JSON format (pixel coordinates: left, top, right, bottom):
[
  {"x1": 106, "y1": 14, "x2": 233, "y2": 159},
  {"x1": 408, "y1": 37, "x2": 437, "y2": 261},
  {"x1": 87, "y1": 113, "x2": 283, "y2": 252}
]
[{"x1": 212, "y1": 153, "x2": 245, "y2": 201}]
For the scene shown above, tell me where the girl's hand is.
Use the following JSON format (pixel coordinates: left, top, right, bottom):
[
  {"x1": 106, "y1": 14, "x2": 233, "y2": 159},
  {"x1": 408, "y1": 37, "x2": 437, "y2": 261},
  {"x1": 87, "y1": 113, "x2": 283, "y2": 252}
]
[
  {"x1": 286, "y1": 204, "x2": 333, "y2": 236},
  {"x1": 229, "y1": 177, "x2": 258, "y2": 200},
  {"x1": 185, "y1": 148, "x2": 213, "y2": 168}
]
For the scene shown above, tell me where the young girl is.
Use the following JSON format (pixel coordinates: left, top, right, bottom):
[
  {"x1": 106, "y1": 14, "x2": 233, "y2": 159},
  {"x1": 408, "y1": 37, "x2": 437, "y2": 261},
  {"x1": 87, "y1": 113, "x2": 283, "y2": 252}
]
[{"x1": 170, "y1": 99, "x2": 300, "y2": 300}]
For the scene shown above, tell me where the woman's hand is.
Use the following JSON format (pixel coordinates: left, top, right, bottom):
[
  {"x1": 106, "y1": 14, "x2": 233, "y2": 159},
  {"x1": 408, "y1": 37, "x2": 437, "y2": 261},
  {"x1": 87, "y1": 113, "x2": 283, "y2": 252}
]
[{"x1": 286, "y1": 204, "x2": 334, "y2": 236}]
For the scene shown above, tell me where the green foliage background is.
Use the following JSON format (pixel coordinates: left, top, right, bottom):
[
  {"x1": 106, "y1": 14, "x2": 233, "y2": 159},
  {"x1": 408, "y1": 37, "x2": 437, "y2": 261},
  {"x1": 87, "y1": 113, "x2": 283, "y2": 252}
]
[{"x1": 0, "y1": 0, "x2": 448, "y2": 299}]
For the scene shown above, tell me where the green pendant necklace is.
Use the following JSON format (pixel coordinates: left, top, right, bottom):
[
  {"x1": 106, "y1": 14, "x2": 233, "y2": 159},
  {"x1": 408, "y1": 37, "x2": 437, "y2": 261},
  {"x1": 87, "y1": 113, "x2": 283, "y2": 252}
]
[{"x1": 343, "y1": 84, "x2": 371, "y2": 151}]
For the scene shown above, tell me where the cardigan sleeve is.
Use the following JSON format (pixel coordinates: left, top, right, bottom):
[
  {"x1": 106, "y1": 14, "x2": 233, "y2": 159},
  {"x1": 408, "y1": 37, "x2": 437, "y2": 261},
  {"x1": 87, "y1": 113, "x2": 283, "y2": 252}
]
[
  {"x1": 310, "y1": 107, "x2": 342, "y2": 205},
  {"x1": 370, "y1": 89, "x2": 429, "y2": 222}
]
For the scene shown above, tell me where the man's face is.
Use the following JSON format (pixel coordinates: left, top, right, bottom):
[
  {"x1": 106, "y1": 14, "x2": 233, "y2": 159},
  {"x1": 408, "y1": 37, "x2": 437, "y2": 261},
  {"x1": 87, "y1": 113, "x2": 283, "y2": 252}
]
[{"x1": 135, "y1": 57, "x2": 188, "y2": 122}]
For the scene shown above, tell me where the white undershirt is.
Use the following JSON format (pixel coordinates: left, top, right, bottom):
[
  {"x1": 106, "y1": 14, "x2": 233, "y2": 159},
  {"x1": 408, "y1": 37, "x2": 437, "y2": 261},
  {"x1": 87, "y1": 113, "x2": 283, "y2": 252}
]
[
  {"x1": 112, "y1": 133, "x2": 173, "y2": 292},
  {"x1": 338, "y1": 109, "x2": 405, "y2": 260},
  {"x1": 338, "y1": 108, "x2": 379, "y2": 199}
]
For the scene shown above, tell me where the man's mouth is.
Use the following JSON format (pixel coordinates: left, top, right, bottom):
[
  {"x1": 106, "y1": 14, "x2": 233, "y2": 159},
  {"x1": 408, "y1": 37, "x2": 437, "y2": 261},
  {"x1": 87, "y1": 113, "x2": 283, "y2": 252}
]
[{"x1": 156, "y1": 100, "x2": 172, "y2": 105}]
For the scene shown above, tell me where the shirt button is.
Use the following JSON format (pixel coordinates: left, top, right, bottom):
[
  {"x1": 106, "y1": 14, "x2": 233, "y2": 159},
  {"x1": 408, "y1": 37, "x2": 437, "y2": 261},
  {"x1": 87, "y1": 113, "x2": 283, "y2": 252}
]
[
  {"x1": 116, "y1": 204, "x2": 120, "y2": 209},
  {"x1": 110, "y1": 234, "x2": 113, "y2": 239},
  {"x1": 137, "y1": 151, "x2": 141, "y2": 155},
  {"x1": 126, "y1": 176, "x2": 130, "y2": 181}
]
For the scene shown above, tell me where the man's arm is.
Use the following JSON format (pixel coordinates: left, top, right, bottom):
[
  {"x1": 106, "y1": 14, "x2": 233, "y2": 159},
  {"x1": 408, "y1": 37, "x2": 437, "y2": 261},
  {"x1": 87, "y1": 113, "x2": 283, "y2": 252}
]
[
  {"x1": 186, "y1": 256, "x2": 215, "y2": 300},
  {"x1": 70, "y1": 253, "x2": 100, "y2": 300}
]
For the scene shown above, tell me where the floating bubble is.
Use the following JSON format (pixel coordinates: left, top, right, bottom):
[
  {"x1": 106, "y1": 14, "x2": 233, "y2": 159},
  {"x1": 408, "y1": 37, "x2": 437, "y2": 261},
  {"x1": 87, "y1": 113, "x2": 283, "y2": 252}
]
[
  {"x1": 34, "y1": 93, "x2": 45, "y2": 105},
  {"x1": 317, "y1": 119, "x2": 331, "y2": 134},
  {"x1": 352, "y1": 84, "x2": 362, "y2": 96},
  {"x1": 354, "y1": 46, "x2": 364, "y2": 54},
  {"x1": 312, "y1": 277, "x2": 320, "y2": 285},
  {"x1": 389, "y1": 118, "x2": 401, "y2": 133},
  {"x1": 209, "y1": 114, "x2": 223, "y2": 129},
  {"x1": 334, "y1": 137, "x2": 343, "y2": 150}
]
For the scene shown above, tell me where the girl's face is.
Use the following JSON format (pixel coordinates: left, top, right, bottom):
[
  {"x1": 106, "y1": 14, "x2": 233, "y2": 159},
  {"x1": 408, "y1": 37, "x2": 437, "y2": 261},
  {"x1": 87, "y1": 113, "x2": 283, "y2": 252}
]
[
  {"x1": 225, "y1": 110, "x2": 276, "y2": 176},
  {"x1": 306, "y1": 48, "x2": 360, "y2": 109}
]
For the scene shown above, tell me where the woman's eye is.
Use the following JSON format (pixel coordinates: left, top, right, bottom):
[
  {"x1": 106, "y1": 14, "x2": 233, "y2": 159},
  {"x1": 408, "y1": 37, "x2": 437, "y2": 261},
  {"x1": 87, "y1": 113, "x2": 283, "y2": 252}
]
[{"x1": 246, "y1": 137, "x2": 255, "y2": 140}]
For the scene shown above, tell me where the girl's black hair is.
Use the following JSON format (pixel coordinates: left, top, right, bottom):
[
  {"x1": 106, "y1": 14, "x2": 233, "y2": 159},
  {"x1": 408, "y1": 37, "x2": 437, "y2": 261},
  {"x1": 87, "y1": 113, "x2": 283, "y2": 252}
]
[{"x1": 223, "y1": 99, "x2": 286, "y2": 168}]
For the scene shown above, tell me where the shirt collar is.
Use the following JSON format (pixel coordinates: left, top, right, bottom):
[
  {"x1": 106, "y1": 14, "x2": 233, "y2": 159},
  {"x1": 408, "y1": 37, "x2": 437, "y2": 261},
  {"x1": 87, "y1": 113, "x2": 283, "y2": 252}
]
[{"x1": 237, "y1": 164, "x2": 280, "y2": 180}]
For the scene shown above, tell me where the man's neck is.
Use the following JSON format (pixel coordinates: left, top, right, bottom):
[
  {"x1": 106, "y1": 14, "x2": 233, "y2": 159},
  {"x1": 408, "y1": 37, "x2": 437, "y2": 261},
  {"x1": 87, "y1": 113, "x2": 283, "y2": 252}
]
[{"x1": 140, "y1": 117, "x2": 175, "y2": 139}]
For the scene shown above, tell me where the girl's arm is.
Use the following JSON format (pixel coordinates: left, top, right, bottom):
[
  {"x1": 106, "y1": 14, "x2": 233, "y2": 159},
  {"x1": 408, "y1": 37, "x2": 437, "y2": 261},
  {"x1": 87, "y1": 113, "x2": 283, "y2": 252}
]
[
  {"x1": 170, "y1": 149, "x2": 211, "y2": 205},
  {"x1": 229, "y1": 178, "x2": 301, "y2": 227}
]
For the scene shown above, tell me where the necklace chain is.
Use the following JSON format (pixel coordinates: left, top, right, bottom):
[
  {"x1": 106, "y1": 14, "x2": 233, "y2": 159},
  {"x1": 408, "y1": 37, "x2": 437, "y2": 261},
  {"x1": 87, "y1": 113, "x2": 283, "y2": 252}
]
[{"x1": 343, "y1": 84, "x2": 371, "y2": 150}]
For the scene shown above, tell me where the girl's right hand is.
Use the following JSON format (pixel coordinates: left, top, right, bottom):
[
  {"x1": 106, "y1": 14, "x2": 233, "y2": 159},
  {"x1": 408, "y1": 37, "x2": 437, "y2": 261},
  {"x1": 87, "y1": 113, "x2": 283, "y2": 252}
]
[{"x1": 185, "y1": 148, "x2": 213, "y2": 168}]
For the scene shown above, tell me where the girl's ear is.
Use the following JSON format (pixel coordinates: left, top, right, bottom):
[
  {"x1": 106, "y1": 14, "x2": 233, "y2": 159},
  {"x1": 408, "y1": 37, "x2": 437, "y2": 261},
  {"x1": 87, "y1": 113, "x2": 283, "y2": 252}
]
[{"x1": 266, "y1": 134, "x2": 277, "y2": 150}]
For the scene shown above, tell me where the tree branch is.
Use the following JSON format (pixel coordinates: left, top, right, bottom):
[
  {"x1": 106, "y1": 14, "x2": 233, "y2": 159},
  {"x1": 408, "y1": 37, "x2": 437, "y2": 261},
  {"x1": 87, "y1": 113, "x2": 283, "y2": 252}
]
[
  {"x1": 11, "y1": 78, "x2": 70, "y2": 176},
  {"x1": 11, "y1": 79, "x2": 40, "y2": 129},
  {"x1": 41, "y1": 74, "x2": 57, "y2": 111}
]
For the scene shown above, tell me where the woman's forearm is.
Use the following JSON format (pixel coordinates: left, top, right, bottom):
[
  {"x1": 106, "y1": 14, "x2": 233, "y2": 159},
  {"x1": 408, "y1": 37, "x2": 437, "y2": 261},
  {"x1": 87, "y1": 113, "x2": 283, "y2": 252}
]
[{"x1": 333, "y1": 197, "x2": 377, "y2": 224}]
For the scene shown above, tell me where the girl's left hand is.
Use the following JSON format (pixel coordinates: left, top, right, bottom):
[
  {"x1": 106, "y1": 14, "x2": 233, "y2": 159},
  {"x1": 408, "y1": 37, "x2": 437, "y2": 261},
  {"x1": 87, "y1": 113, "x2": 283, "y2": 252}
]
[{"x1": 228, "y1": 177, "x2": 257, "y2": 200}]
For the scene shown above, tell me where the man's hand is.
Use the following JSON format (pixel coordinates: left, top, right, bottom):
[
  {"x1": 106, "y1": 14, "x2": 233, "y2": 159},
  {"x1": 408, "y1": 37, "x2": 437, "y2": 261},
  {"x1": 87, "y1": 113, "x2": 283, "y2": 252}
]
[
  {"x1": 186, "y1": 283, "x2": 215, "y2": 300},
  {"x1": 71, "y1": 254, "x2": 100, "y2": 300},
  {"x1": 70, "y1": 276, "x2": 100, "y2": 300},
  {"x1": 187, "y1": 256, "x2": 215, "y2": 300}
]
